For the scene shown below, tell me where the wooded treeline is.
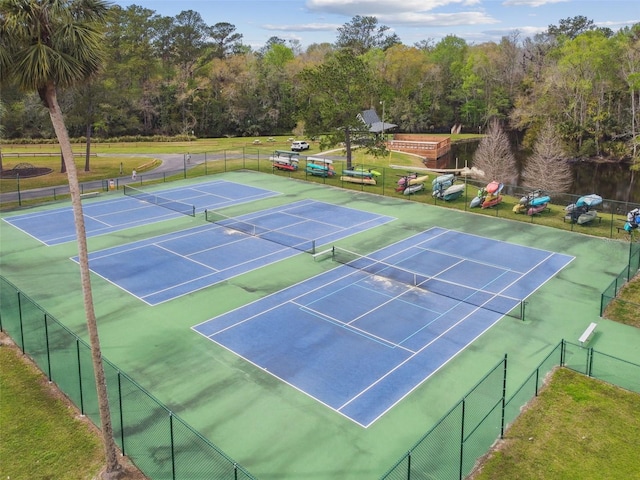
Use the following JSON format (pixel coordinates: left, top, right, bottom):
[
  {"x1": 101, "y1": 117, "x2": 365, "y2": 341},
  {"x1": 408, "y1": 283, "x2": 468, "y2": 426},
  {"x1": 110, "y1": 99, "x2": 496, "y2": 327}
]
[{"x1": 1, "y1": 8, "x2": 639, "y2": 162}]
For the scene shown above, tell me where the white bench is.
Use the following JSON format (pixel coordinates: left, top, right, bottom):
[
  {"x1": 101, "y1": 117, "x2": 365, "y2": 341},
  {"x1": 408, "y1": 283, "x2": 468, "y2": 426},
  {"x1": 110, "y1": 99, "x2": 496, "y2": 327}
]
[
  {"x1": 579, "y1": 322, "x2": 597, "y2": 346},
  {"x1": 80, "y1": 191, "x2": 100, "y2": 199}
]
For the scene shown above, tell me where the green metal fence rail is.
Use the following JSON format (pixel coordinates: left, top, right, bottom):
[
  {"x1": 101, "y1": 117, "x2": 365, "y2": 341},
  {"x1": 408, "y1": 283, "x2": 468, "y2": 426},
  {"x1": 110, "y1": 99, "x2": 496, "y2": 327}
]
[
  {"x1": 2, "y1": 276, "x2": 639, "y2": 480},
  {"x1": 0, "y1": 275, "x2": 257, "y2": 480},
  {"x1": 2, "y1": 150, "x2": 640, "y2": 480},
  {"x1": 600, "y1": 241, "x2": 640, "y2": 315},
  {"x1": 380, "y1": 340, "x2": 640, "y2": 480},
  {"x1": 2, "y1": 149, "x2": 639, "y2": 243}
]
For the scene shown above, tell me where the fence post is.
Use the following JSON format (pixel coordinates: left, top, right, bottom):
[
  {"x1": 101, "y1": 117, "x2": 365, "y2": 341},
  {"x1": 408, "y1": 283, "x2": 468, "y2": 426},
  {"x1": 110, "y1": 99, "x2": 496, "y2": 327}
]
[
  {"x1": 118, "y1": 372, "x2": 125, "y2": 455},
  {"x1": 560, "y1": 339, "x2": 565, "y2": 366},
  {"x1": 588, "y1": 348, "x2": 594, "y2": 377},
  {"x1": 43, "y1": 313, "x2": 52, "y2": 380},
  {"x1": 610, "y1": 210, "x2": 614, "y2": 238},
  {"x1": 500, "y1": 354, "x2": 508, "y2": 438},
  {"x1": 17, "y1": 293, "x2": 25, "y2": 353},
  {"x1": 407, "y1": 451, "x2": 411, "y2": 480},
  {"x1": 170, "y1": 413, "x2": 176, "y2": 480},
  {"x1": 459, "y1": 398, "x2": 466, "y2": 480},
  {"x1": 17, "y1": 173, "x2": 21, "y2": 206},
  {"x1": 76, "y1": 338, "x2": 84, "y2": 415},
  {"x1": 183, "y1": 154, "x2": 187, "y2": 179}
]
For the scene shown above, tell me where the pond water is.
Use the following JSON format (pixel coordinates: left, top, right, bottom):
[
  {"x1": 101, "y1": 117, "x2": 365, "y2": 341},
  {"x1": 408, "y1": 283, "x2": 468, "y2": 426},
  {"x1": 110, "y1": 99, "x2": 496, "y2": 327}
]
[{"x1": 449, "y1": 141, "x2": 639, "y2": 204}]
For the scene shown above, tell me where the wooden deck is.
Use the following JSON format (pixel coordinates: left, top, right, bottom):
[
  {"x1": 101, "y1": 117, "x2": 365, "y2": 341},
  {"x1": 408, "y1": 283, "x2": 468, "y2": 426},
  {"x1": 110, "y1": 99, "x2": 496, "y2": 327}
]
[{"x1": 387, "y1": 135, "x2": 451, "y2": 168}]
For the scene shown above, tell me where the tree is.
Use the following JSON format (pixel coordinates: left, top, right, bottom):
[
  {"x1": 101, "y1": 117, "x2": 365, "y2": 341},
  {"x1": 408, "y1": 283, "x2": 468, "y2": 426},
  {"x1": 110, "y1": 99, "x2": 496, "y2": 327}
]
[
  {"x1": 335, "y1": 15, "x2": 400, "y2": 55},
  {"x1": 616, "y1": 25, "x2": 640, "y2": 201},
  {"x1": 209, "y1": 22, "x2": 243, "y2": 59},
  {"x1": 298, "y1": 50, "x2": 378, "y2": 169},
  {"x1": 429, "y1": 35, "x2": 468, "y2": 126},
  {"x1": 521, "y1": 121, "x2": 573, "y2": 193},
  {"x1": 554, "y1": 31, "x2": 616, "y2": 156},
  {"x1": 0, "y1": 1, "x2": 124, "y2": 478},
  {"x1": 259, "y1": 43, "x2": 296, "y2": 133},
  {"x1": 548, "y1": 15, "x2": 595, "y2": 39},
  {"x1": 258, "y1": 35, "x2": 286, "y2": 56},
  {"x1": 101, "y1": 5, "x2": 164, "y2": 135},
  {"x1": 472, "y1": 119, "x2": 518, "y2": 184},
  {"x1": 376, "y1": 44, "x2": 434, "y2": 132}
]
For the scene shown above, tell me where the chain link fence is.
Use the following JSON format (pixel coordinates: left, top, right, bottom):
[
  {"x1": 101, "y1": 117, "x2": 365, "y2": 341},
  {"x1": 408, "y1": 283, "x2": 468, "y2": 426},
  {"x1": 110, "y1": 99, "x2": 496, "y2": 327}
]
[
  {"x1": 0, "y1": 275, "x2": 256, "y2": 480},
  {"x1": 2, "y1": 149, "x2": 638, "y2": 243},
  {"x1": 2, "y1": 149, "x2": 639, "y2": 479},
  {"x1": 381, "y1": 339, "x2": 640, "y2": 480},
  {"x1": 2, "y1": 272, "x2": 639, "y2": 480},
  {"x1": 600, "y1": 241, "x2": 640, "y2": 315}
]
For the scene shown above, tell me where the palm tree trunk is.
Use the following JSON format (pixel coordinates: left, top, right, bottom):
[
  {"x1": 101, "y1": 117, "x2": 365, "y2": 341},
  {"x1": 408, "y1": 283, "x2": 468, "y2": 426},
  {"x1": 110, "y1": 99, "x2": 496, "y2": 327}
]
[
  {"x1": 85, "y1": 122, "x2": 92, "y2": 172},
  {"x1": 42, "y1": 83, "x2": 123, "y2": 480}
]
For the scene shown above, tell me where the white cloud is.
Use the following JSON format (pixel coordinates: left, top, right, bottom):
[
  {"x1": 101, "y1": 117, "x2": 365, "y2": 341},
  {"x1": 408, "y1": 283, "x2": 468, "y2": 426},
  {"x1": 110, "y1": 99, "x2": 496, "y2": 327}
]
[
  {"x1": 263, "y1": 22, "x2": 341, "y2": 32},
  {"x1": 378, "y1": 11, "x2": 499, "y2": 27},
  {"x1": 481, "y1": 25, "x2": 548, "y2": 37},
  {"x1": 595, "y1": 18, "x2": 640, "y2": 28},
  {"x1": 502, "y1": 0, "x2": 569, "y2": 6},
  {"x1": 304, "y1": 0, "x2": 499, "y2": 28},
  {"x1": 306, "y1": 0, "x2": 482, "y2": 16}
]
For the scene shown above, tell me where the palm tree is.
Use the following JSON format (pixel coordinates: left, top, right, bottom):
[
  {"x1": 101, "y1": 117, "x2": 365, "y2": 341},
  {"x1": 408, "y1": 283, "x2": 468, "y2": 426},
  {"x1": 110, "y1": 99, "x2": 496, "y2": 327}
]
[{"x1": 0, "y1": 1, "x2": 123, "y2": 478}]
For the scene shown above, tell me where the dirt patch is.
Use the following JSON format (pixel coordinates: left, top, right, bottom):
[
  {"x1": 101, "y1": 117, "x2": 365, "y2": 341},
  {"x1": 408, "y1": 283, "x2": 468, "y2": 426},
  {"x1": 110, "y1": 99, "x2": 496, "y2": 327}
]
[{"x1": 1, "y1": 163, "x2": 53, "y2": 178}]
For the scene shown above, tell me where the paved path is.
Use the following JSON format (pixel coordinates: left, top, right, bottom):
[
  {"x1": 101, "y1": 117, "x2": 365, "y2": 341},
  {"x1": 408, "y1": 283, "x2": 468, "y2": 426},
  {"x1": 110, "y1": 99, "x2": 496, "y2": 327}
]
[
  {"x1": 0, "y1": 153, "x2": 193, "y2": 204},
  {"x1": 0, "y1": 149, "x2": 352, "y2": 205}
]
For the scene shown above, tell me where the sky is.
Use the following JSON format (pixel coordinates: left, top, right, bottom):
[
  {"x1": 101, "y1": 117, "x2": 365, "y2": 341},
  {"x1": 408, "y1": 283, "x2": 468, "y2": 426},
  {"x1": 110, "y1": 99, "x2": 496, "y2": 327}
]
[{"x1": 112, "y1": 0, "x2": 640, "y2": 49}]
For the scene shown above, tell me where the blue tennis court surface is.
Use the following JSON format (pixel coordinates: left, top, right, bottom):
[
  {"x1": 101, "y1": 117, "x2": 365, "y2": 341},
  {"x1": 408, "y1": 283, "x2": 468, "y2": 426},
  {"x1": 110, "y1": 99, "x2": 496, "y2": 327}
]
[
  {"x1": 193, "y1": 227, "x2": 574, "y2": 427},
  {"x1": 75, "y1": 200, "x2": 394, "y2": 305},
  {"x1": 3, "y1": 180, "x2": 279, "y2": 245}
]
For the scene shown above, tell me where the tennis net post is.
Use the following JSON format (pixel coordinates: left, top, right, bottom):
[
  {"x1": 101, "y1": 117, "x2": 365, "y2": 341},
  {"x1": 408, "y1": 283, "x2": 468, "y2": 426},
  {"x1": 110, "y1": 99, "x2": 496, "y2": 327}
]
[
  {"x1": 123, "y1": 184, "x2": 196, "y2": 217},
  {"x1": 332, "y1": 246, "x2": 526, "y2": 320},
  {"x1": 205, "y1": 209, "x2": 316, "y2": 254}
]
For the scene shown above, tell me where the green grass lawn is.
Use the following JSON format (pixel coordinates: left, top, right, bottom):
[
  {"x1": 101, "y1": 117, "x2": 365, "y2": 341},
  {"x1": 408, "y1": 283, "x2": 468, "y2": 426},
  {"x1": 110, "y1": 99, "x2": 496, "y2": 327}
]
[
  {"x1": 603, "y1": 274, "x2": 640, "y2": 328},
  {"x1": 0, "y1": 334, "x2": 105, "y2": 480},
  {"x1": 471, "y1": 368, "x2": 640, "y2": 480},
  {"x1": 0, "y1": 334, "x2": 146, "y2": 480},
  {"x1": 472, "y1": 272, "x2": 640, "y2": 479}
]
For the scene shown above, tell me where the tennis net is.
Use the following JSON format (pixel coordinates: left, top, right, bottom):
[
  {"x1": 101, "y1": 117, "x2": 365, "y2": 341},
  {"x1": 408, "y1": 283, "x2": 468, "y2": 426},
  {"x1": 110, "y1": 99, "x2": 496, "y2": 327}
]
[
  {"x1": 124, "y1": 185, "x2": 196, "y2": 217},
  {"x1": 205, "y1": 209, "x2": 316, "y2": 254},
  {"x1": 332, "y1": 246, "x2": 525, "y2": 320}
]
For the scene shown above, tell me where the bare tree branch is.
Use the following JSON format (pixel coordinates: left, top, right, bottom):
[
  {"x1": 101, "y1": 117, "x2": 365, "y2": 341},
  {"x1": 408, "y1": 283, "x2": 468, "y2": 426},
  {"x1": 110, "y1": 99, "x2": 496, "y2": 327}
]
[
  {"x1": 472, "y1": 119, "x2": 518, "y2": 184},
  {"x1": 522, "y1": 120, "x2": 573, "y2": 193}
]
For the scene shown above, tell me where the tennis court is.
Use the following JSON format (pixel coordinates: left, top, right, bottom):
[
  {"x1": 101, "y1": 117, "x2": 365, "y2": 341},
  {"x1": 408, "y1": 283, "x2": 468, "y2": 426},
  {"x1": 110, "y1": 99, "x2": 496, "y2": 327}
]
[
  {"x1": 2, "y1": 179, "x2": 279, "y2": 245},
  {"x1": 74, "y1": 199, "x2": 394, "y2": 305},
  {"x1": 2, "y1": 170, "x2": 635, "y2": 480},
  {"x1": 194, "y1": 227, "x2": 574, "y2": 427}
]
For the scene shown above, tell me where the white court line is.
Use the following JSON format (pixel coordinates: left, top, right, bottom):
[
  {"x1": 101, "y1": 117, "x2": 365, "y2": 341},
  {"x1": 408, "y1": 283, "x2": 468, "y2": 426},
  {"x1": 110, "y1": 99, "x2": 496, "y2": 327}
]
[
  {"x1": 338, "y1": 250, "x2": 558, "y2": 414},
  {"x1": 291, "y1": 301, "x2": 413, "y2": 352}
]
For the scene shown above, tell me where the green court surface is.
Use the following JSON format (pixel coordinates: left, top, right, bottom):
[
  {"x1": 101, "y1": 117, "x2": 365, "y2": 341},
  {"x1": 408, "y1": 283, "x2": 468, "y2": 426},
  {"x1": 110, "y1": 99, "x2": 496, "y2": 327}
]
[{"x1": 1, "y1": 170, "x2": 638, "y2": 480}]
